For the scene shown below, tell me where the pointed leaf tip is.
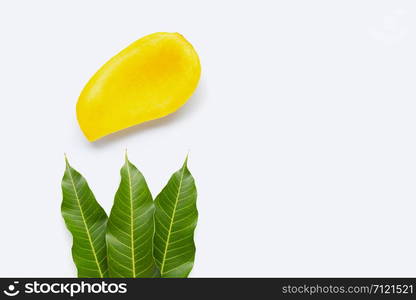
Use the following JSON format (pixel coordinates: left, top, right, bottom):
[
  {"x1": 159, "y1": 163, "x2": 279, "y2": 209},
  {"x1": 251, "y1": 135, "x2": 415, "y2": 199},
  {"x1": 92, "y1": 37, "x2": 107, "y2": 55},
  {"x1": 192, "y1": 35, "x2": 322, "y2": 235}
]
[{"x1": 64, "y1": 154, "x2": 70, "y2": 167}]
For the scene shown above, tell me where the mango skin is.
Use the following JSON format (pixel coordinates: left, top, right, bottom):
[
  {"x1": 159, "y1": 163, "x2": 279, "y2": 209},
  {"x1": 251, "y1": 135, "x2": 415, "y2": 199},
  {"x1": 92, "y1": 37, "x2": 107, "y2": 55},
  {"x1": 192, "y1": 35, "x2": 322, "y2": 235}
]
[{"x1": 76, "y1": 32, "x2": 201, "y2": 141}]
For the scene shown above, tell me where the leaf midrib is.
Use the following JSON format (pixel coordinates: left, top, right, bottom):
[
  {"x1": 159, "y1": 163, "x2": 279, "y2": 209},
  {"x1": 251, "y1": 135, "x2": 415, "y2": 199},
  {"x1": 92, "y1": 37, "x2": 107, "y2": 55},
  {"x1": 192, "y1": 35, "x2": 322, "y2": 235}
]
[
  {"x1": 67, "y1": 166, "x2": 104, "y2": 278},
  {"x1": 126, "y1": 162, "x2": 136, "y2": 277},
  {"x1": 160, "y1": 165, "x2": 186, "y2": 275}
]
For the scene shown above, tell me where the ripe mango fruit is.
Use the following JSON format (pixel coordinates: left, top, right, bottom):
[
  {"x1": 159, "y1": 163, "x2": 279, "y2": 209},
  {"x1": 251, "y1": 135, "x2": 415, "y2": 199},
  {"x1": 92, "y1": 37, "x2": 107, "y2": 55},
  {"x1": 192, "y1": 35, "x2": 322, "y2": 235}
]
[{"x1": 76, "y1": 32, "x2": 201, "y2": 141}]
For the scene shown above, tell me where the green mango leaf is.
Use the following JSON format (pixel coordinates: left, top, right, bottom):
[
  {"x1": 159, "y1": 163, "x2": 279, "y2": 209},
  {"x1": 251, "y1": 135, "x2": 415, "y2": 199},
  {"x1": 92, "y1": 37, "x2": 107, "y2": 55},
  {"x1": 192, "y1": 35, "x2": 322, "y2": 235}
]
[
  {"x1": 107, "y1": 155, "x2": 159, "y2": 278},
  {"x1": 153, "y1": 157, "x2": 198, "y2": 278},
  {"x1": 61, "y1": 157, "x2": 109, "y2": 278}
]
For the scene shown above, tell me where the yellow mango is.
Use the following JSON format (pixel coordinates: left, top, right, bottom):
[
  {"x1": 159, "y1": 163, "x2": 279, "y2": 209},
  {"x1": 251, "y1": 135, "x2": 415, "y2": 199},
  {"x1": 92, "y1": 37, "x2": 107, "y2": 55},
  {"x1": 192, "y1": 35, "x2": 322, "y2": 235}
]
[{"x1": 76, "y1": 32, "x2": 201, "y2": 141}]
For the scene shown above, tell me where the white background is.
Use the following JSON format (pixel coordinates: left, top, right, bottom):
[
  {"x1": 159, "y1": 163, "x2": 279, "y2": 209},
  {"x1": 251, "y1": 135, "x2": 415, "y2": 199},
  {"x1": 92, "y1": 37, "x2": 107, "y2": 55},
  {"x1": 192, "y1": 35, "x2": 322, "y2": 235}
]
[{"x1": 0, "y1": 0, "x2": 415, "y2": 277}]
